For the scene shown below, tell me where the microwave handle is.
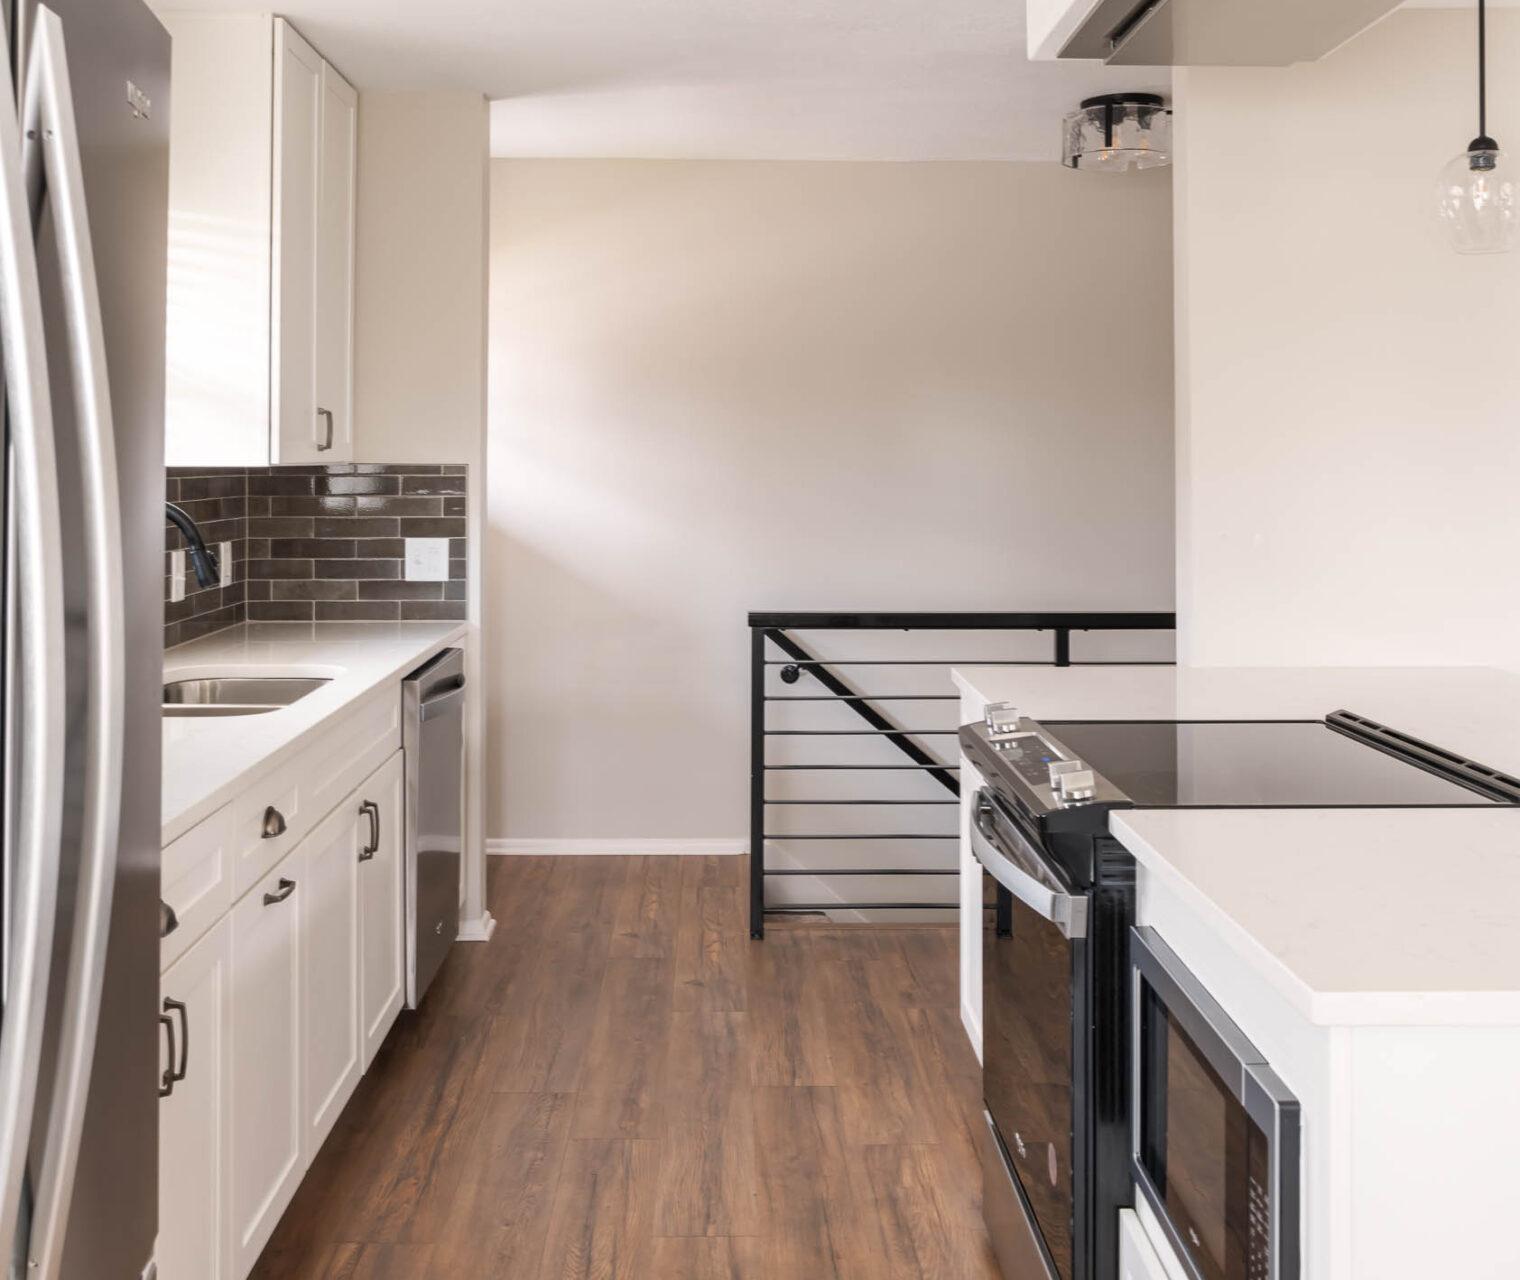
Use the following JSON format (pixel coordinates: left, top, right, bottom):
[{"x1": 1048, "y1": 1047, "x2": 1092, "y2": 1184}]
[{"x1": 971, "y1": 802, "x2": 1088, "y2": 940}]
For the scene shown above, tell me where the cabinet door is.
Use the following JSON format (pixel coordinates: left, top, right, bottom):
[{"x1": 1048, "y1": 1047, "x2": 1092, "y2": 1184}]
[
  {"x1": 228, "y1": 857, "x2": 303, "y2": 1276},
  {"x1": 300, "y1": 799, "x2": 364, "y2": 1158},
  {"x1": 314, "y1": 61, "x2": 357, "y2": 462},
  {"x1": 271, "y1": 19, "x2": 323, "y2": 463},
  {"x1": 159, "y1": 916, "x2": 232, "y2": 1280},
  {"x1": 1121, "y1": 1209, "x2": 1185, "y2": 1280},
  {"x1": 357, "y1": 751, "x2": 406, "y2": 1069}
]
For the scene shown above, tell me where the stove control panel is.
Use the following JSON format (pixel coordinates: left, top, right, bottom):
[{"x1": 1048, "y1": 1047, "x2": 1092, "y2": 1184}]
[{"x1": 986, "y1": 730, "x2": 1072, "y2": 787}]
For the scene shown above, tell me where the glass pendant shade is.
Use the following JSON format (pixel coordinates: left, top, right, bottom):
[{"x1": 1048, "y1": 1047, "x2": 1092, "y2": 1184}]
[
  {"x1": 1436, "y1": 0, "x2": 1512, "y2": 251},
  {"x1": 1062, "y1": 94, "x2": 1171, "y2": 172},
  {"x1": 1435, "y1": 145, "x2": 1520, "y2": 253}
]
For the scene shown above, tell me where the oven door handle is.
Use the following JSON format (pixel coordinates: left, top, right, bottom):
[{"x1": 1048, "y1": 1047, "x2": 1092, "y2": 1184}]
[{"x1": 971, "y1": 802, "x2": 1089, "y2": 940}]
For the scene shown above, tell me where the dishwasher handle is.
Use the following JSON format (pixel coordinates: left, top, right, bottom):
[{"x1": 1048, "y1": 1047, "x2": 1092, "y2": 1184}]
[{"x1": 418, "y1": 676, "x2": 466, "y2": 723}]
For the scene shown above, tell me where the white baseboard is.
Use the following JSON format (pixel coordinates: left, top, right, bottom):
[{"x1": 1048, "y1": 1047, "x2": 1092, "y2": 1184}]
[
  {"x1": 487, "y1": 837, "x2": 747, "y2": 857},
  {"x1": 458, "y1": 910, "x2": 496, "y2": 942}
]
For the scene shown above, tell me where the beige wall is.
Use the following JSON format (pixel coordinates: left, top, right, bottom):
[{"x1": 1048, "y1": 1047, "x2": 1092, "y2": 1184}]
[
  {"x1": 354, "y1": 91, "x2": 492, "y2": 926},
  {"x1": 487, "y1": 159, "x2": 1175, "y2": 841},
  {"x1": 1175, "y1": 11, "x2": 1520, "y2": 668}
]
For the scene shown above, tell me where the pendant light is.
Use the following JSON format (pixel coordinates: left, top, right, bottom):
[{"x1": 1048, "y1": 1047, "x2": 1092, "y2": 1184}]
[
  {"x1": 1062, "y1": 94, "x2": 1171, "y2": 172},
  {"x1": 1434, "y1": 0, "x2": 1517, "y2": 253}
]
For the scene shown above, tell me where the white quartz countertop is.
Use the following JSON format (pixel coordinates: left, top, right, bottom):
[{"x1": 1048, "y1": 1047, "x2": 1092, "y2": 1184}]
[
  {"x1": 162, "y1": 620, "x2": 466, "y2": 844},
  {"x1": 952, "y1": 663, "x2": 1520, "y2": 1026}
]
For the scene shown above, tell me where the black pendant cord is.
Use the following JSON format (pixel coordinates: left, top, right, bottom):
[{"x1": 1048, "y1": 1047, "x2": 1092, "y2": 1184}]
[
  {"x1": 1480, "y1": 0, "x2": 1487, "y2": 141},
  {"x1": 1474, "y1": 0, "x2": 1497, "y2": 151}
]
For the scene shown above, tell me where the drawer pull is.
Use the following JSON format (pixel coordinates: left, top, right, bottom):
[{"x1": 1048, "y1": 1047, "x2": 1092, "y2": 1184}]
[
  {"x1": 263, "y1": 877, "x2": 296, "y2": 906},
  {"x1": 160, "y1": 997, "x2": 189, "y2": 1096},
  {"x1": 358, "y1": 800, "x2": 380, "y2": 862},
  {"x1": 160, "y1": 899, "x2": 179, "y2": 939},
  {"x1": 158, "y1": 1010, "x2": 176, "y2": 1098},
  {"x1": 261, "y1": 805, "x2": 288, "y2": 839}
]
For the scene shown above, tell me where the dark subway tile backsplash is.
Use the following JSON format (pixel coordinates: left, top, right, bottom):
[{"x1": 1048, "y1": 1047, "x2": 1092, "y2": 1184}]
[{"x1": 165, "y1": 464, "x2": 469, "y2": 649}]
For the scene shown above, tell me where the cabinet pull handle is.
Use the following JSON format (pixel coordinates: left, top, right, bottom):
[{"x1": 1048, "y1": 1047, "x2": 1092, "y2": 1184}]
[
  {"x1": 263, "y1": 877, "x2": 296, "y2": 906},
  {"x1": 261, "y1": 806, "x2": 287, "y2": 839},
  {"x1": 162, "y1": 997, "x2": 189, "y2": 1089},
  {"x1": 157, "y1": 1009, "x2": 177, "y2": 1099},
  {"x1": 160, "y1": 900, "x2": 179, "y2": 939},
  {"x1": 359, "y1": 800, "x2": 380, "y2": 861},
  {"x1": 316, "y1": 407, "x2": 333, "y2": 452}
]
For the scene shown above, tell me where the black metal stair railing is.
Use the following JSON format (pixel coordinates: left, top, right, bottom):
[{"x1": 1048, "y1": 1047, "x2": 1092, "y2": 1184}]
[{"x1": 748, "y1": 611, "x2": 1176, "y2": 938}]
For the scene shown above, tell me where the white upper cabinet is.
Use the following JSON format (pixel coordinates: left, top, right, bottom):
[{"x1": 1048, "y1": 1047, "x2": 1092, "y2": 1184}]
[
  {"x1": 164, "y1": 14, "x2": 356, "y2": 465},
  {"x1": 315, "y1": 63, "x2": 358, "y2": 460},
  {"x1": 1032, "y1": 0, "x2": 1402, "y2": 65}
]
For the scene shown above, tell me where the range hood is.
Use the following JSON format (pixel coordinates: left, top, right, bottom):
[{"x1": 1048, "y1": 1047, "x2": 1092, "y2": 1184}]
[{"x1": 1060, "y1": 0, "x2": 1402, "y2": 65}]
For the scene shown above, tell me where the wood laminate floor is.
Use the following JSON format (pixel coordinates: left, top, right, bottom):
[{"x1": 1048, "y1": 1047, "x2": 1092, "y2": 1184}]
[{"x1": 252, "y1": 855, "x2": 999, "y2": 1279}]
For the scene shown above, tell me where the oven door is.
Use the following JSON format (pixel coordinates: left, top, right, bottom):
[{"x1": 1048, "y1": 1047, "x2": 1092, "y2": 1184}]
[{"x1": 973, "y1": 791, "x2": 1090, "y2": 1280}]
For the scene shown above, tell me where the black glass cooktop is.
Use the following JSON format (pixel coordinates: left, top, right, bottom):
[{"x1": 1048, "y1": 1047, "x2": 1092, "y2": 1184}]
[{"x1": 1043, "y1": 719, "x2": 1507, "y2": 808}]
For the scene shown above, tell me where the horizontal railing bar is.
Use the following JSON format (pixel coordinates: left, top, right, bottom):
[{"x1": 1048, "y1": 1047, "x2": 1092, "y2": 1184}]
[
  {"x1": 763, "y1": 869, "x2": 956, "y2": 876},
  {"x1": 765, "y1": 764, "x2": 958, "y2": 771},
  {"x1": 764, "y1": 728, "x2": 957, "y2": 736},
  {"x1": 764, "y1": 902, "x2": 958, "y2": 912},
  {"x1": 763, "y1": 799, "x2": 959, "y2": 805},
  {"x1": 764, "y1": 659, "x2": 1050, "y2": 666},
  {"x1": 765, "y1": 694, "x2": 958, "y2": 702},
  {"x1": 749, "y1": 611, "x2": 1176, "y2": 630},
  {"x1": 764, "y1": 659, "x2": 1175, "y2": 668},
  {"x1": 763, "y1": 833, "x2": 955, "y2": 841}
]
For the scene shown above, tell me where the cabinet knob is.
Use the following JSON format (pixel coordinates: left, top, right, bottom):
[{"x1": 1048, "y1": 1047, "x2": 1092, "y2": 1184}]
[{"x1": 261, "y1": 805, "x2": 287, "y2": 839}]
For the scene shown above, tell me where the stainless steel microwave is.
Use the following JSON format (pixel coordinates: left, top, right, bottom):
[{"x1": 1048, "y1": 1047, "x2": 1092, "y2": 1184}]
[{"x1": 1131, "y1": 927, "x2": 1301, "y2": 1280}]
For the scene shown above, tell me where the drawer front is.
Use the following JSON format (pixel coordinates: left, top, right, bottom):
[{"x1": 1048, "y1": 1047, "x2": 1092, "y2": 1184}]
[
  {"x1": 162, "y1": 802, "x2": 237, "y2": 971},
  {"x1": 232, "y1": 688, "x2": 401, "y2": 897}
]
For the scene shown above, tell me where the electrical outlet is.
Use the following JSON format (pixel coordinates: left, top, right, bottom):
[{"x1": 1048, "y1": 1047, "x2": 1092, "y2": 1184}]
[
  {"x1": 169, "y1": 548, "x2": 186, "y2": 603},
  {"x1": 219, "y1": 541, "x2": 233, "y2": 588},
  {"x1": 405, "y1": 537, "x2": 449, "y2": 582}
]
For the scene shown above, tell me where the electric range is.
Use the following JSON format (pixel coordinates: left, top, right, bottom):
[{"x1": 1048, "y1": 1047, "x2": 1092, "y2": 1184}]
[{"x1": 959, "y1": 706, "x2": 1519, "y2": 1280}]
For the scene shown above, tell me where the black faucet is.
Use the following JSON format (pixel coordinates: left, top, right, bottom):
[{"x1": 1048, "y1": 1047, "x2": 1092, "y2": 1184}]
[{"x1": 165, "y1": 502, "x2": 221, "y2": 590}]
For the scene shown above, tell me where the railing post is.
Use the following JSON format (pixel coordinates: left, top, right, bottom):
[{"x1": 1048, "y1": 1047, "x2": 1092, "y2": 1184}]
[
  {"x1": 1054, "y1": 627, "x2": 1071, "y2": 667},
  {"x1": 749, "y1": 625, "x2": 766, "y2": 938}
]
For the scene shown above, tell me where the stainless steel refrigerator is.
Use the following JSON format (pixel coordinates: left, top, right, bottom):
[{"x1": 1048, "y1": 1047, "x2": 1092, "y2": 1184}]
[{"x1": 1, "y1": 0, "x2": 167, "y2": 1275}]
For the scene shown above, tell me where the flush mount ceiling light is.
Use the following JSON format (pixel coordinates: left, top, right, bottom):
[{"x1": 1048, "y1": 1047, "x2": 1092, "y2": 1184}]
[
  {"x1": 1435, "y1": 0, "x2": 1517, "y2": 253},
  {"x1": 1062, "y1": 93, "x2": 1172, "y2": 172}
]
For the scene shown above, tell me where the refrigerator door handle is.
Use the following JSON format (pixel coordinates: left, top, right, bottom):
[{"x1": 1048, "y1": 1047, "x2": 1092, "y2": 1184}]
[
  {"x1": 0, "y1": 12, "x2": 69, "y2": 1268},
  {"x1": 19, "y1": 12, "x2": 128, "y2": 1278}
]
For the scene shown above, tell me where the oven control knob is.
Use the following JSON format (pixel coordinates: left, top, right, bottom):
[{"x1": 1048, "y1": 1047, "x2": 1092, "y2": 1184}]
[
  {"x1": 985, "y1": 701, "x2": 1020, "y2": 739},
  {"x1": 1049, "y1": 760, "x2": 1097, "y2": 802}
]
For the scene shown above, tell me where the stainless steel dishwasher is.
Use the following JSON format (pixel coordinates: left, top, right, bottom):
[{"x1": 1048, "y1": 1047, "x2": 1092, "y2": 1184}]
[{"x1": 403, "y1": 648, "x2": 466, "y2": 1006}]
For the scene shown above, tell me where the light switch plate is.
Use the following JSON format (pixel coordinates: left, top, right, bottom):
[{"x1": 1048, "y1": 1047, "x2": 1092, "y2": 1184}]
[
  {"x1": 405, "y1": 537, "x2": 449, "y2": 582},
  {"x1": 218, "y1": 541, "x2": 233, "y2": 588},
  {"x1": 169, "y1": 548, "x2": 186, "y2": 602}
]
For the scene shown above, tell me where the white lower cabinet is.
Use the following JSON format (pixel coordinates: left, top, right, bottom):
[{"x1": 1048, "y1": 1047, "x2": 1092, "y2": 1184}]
[
  {"x1": 357, "y1": 751, "x2": 405, "y2": 1068},
  {"x1": 160, "y1": 745, "x2": 407, "y2": 1280},
  {"x1": 159, "y1": 915, "x2": 232, "y2": 1280},
  {"x1": 229, "y1": 854, "x2": 305, "y2": 1276},
  {"x1": 299, "y1": 800, "x2": 362, "y2": 1156},
  {"x1": 1121, "y1": 1207, "x2": 1185, "y2": 1280}
]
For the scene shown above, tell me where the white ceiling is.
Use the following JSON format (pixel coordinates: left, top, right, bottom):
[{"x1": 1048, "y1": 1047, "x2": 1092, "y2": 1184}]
[{"x1": 154, "y1": 0, "x2": 1170, "y2": 161}]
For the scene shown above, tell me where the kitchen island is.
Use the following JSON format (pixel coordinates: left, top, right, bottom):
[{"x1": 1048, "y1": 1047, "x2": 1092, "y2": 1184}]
[{"x1": 953, "y1": 662, "x2": 1520, "y2": 1280}]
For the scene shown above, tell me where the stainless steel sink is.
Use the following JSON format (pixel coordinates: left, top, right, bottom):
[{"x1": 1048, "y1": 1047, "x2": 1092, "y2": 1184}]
[{"x1": 163, "y1": 676, "x2": 331, "y2": 716}]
